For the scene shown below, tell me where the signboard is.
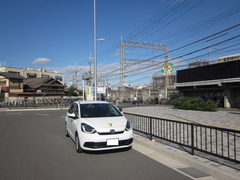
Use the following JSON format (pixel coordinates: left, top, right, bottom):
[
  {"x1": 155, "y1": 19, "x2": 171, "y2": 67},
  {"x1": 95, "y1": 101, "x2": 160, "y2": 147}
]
[
  {"x1": 97, "y1": 86, "x2": 106, "y2": 94},
  {"x1": 91, "y1": 87, "x2": 93, "y2": 100},
  {"x1": 162, "y1": 63, "x2": 173, "y2": 76},
  {"x1": 86, "y1": 86, "x2": 93, "y2": 101}
]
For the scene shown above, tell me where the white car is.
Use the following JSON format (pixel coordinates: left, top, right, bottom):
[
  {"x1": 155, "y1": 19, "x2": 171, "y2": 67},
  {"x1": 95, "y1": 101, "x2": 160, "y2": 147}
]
[{"x1": 65, "y1": 101, "x2": 133, "y2": 153}]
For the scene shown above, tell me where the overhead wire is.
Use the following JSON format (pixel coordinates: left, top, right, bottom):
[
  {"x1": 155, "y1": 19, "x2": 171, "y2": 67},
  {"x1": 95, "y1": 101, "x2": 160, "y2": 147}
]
[{"x1": 77, "y1": 0, "x2": 240, "y2": 87}]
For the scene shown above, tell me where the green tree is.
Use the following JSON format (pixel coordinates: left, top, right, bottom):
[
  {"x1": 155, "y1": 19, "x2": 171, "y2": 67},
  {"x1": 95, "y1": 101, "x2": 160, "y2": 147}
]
[{"x1": 67, "y1": 86, "x2": 78, "y2": 96}]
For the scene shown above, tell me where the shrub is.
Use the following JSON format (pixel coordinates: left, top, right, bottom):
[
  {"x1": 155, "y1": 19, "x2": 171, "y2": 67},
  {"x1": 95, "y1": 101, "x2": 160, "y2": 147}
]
[{"x1": 171, "y1": 97, "x2": 218, "y2": 112}]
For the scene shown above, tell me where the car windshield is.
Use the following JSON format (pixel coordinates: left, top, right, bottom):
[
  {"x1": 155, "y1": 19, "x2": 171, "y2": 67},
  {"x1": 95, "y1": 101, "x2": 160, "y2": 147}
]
[{"x1": 80, "y1": 103, "x2": 123, "y2": 118}]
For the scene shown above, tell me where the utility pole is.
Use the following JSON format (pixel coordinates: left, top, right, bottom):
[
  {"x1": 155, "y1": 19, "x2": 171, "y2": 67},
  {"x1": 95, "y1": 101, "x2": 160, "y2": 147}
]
[
  {"x1": 120, "y1": 40, "x2": 168, "y2": 91},
  {"x1": 165, "y1": 46, "x2": 169, "y2": 98},
  {"x1": 71, "y1": 75, "x2": 75, "y2": 86},
  {"x1": 75, "y1": 63, "x2": 78, "y2": 89},
  {"x1": 88, "y1": 54, "x2": 94, "y2": 86}
]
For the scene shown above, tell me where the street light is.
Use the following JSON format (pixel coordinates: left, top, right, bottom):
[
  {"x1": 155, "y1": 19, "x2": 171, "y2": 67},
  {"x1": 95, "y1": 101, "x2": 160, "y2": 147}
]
[
  {"x1": 94, "y1": 0, "x2": 105, "y2": 101},
  {"x1": 209, "y1": 47, "x2": 218, "y2": 64},
  {"x1": 94, "y1": 0, "x2": 97, "y2": 101}
]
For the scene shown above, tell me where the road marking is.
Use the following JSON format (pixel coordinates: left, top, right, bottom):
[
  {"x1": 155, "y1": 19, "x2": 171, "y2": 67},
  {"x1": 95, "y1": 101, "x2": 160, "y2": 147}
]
[
  {"x1": 61, "y1": 116, "x2": 65, "y2": 118},
  {"x1": 36, "y1": 114, "x2": 49, "y2": 116},
  {"x1": 6, "y1": 113, "x2": 22, "y2": 115}
]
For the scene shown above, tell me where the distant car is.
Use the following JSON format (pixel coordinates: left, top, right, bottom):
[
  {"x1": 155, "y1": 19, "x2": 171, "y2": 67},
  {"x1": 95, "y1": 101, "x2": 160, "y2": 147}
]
[{"x1": 65, "y1": 101, "x2": 133, "y2": 153}]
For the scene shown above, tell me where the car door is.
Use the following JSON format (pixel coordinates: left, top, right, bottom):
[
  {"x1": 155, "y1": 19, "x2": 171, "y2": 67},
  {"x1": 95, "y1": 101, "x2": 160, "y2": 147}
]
[
  {"x1": 69, "y1": 103, "x2": 80, "y2": 137},
  {"x1": 67, "y1": 104, "x2": 75, "y2": 138}
]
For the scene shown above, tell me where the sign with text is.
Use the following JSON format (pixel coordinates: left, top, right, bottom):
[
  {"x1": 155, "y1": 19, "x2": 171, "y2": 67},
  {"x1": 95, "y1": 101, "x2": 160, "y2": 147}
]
[
  {"x1": 97, "y1": 86, "x2": 106, "y2": 94},
  {"x1": 86, "y1": 86, "x2": 93, "y2": 101}
]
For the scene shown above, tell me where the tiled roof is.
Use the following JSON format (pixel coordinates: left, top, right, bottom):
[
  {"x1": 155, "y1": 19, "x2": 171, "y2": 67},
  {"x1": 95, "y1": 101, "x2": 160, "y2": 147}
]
[
  {"x1": 24, "y1": 77, "x2": 65, "y2": 89},
  {"x1": 0, "y1": 72, "x2": 26, "y2": 79}
]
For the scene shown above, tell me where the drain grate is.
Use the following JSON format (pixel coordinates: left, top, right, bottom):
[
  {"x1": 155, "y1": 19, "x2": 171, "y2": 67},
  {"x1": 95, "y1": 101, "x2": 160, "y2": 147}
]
[{"x1": 178, "y1": 167, "x2": 209, "y2": 178}]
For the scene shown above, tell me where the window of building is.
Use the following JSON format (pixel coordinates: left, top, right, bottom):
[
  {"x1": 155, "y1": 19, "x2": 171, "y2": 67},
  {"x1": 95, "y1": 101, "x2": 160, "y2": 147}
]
[
  {"x1": 42, "y1": 74, "x2": 50, "y2": 77},
  {"x1": 55, "y1": 76, "x2": 62, "y2": 81},
  {"x1": 9, "y1": 71, "x2": 20, "y2": 74},
  {"x1": 27, "y1": 73, "x2": 37, "y2": 78}
]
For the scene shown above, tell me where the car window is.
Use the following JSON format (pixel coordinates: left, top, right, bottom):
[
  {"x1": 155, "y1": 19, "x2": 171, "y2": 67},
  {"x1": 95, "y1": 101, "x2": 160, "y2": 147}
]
[
  {"x1": 73, "y1": 103, "x2": 79, "y2": 118},
  {"x1": 80, "y1": 103, "x2": 122, "y2": 118}
]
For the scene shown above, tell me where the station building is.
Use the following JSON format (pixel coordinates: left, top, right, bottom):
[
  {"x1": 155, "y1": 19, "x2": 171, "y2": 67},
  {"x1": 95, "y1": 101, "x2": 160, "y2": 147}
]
[{"x1": 175, "y1": 55, "x2": 240, "y2": 108}]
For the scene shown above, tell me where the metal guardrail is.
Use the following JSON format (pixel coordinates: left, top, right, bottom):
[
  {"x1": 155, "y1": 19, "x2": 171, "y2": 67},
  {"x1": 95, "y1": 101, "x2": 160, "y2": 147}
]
[{"x1": 124, "y1": 112, "x2": 240, "y2": 164}]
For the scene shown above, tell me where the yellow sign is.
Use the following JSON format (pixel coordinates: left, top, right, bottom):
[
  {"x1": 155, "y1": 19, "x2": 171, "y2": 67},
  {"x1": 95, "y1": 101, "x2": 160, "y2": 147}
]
[{"x1": 86, "y1": 86, "x2": 91, "y2": 101}]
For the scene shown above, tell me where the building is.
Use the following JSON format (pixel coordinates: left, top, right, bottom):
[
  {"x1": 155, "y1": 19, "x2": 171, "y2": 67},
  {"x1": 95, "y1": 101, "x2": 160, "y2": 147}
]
[
  {"x1": 175, "y1": 60, "x2": 240, "y2": 108},
  {"x1": 217, "y1": 53, "x2": 240, "y2": 63},
  {"x1": 23, "y1": 77, "x2": 66, "y2": 98},
  {"x1": 188, "y1": 59, "x2": 209, "y2": 68},
  {"x1": 0, "y1": 66, "x2": 65, "y2": 85},
  {"x1": 152, "y1": 75, "x2": 177, "y2": 87},
  {"x1": 0, "y1": 72, "x2": 25, "y2": 101}
]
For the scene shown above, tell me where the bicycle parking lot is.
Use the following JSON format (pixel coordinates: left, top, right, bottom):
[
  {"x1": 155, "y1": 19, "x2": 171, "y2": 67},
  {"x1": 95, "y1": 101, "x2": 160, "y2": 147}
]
[{"x1": 0, "y1": 98, "x2": 80, "y2": 109}]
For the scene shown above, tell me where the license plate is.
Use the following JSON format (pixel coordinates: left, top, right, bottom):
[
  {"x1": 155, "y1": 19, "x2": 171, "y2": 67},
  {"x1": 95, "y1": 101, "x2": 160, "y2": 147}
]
[{"x1": 107, "y1": 139, "x2": 119, "y2": 146}]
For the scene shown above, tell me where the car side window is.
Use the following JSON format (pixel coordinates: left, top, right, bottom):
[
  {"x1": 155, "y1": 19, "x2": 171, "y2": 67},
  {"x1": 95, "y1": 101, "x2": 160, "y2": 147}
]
[{"x1": 74, "y1": 103, "x2": 79, "y2": 118}]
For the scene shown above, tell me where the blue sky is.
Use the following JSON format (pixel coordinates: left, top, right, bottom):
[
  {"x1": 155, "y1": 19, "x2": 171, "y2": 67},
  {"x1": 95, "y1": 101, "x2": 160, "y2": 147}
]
[{"x1": 1, "y1": 0, "x2": 240, "y2": 88}]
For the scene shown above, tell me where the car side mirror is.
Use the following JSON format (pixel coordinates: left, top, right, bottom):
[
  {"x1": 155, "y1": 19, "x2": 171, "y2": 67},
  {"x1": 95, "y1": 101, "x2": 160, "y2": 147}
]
[
  {"x1": 119, "y1": 108, "x2": 122, "y2": 112},
  {"x1": 68, "y1": 112, "x2": 76, "y2": 119}
]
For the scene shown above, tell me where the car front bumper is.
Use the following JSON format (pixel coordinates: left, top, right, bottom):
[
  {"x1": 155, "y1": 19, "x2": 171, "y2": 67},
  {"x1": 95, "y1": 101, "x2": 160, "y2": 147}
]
[
  {"x1": 79, "y1": 130, "x2": 133, "y2": 151},
  {"x1": 84, "y1": 138, "x2": 133, "y2": 149}
]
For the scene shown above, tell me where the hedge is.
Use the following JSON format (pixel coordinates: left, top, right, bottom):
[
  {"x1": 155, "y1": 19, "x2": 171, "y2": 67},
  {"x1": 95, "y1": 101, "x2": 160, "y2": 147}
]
[{"x1": 171, "y1": 97, "x2": 218, "y2": 112}]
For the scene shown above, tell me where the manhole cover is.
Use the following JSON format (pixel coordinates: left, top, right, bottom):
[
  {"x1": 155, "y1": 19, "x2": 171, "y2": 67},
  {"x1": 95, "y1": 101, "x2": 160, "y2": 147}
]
[{"x1": 178, "y1": 167, "x2": 209, "y2": 178}]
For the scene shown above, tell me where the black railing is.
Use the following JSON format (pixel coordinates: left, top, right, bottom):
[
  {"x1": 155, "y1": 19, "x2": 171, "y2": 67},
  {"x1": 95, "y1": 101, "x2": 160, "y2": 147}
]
[{"x1": 124, "y1": 112, "x2": 240, "y2": 164}]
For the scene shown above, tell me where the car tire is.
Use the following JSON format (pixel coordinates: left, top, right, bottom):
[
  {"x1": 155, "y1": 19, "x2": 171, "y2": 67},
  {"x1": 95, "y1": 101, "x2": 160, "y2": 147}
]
[
  {"x1": 65, "y1": 123, "x2": 70, "y2": 137},
  {"x1": 75, "y1": 133, "x2": 83, "y2": 153}
]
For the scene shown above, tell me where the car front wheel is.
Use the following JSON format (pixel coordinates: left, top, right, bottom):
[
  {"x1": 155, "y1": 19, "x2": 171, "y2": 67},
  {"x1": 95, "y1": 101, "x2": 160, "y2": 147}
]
[{"x1": 75, "y1": 133, "x2": 83, "y2": 153}]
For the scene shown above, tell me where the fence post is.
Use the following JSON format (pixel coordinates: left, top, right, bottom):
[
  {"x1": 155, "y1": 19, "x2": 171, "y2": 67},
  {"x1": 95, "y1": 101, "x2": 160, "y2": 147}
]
[
  {"x1": 191, "y1": 123, "x2": 194, "y2": 155},
  {"x1": 150, "y1": 117, "x2": 153, "y2": 140}
]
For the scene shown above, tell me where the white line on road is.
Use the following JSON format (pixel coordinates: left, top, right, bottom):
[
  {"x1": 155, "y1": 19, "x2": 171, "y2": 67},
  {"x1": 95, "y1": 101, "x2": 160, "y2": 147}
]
[
  {"x1": 6, "y1": 113, "x2": 22, "y2": 115},
  {"x1": 36, "y1": 114, "x2": 50, "y2": 116}
]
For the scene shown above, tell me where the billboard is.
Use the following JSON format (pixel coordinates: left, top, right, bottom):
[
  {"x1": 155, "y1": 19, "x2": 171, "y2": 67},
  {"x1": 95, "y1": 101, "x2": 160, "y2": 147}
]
[
  {"x1": 86, "y1": 86, "x2": 93, "y2": 101},
  {"x1": 162, "y1": 63, "x2": 173, "y2": 76},
  {"x1": 97, "y1": 86, "x2": 106, "y2": 94}
]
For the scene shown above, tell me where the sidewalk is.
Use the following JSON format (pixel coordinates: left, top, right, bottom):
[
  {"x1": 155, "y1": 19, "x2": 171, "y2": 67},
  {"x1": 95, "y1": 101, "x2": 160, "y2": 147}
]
[
  {"x1": 123, "y1": 105, "x2": 240, "y2": 180},
  {"x1": 123, "y1": 105, "x2": 240, "y2": 129}
]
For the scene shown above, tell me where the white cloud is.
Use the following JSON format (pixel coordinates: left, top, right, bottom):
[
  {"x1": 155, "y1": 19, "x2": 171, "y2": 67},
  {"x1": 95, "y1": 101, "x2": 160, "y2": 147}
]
[
  {"x1": 32, "y1": 58, "x2": 51, "y2": 65},
  {"x1": 43, "y1": 65, "x2": 88, "y2": 86}
]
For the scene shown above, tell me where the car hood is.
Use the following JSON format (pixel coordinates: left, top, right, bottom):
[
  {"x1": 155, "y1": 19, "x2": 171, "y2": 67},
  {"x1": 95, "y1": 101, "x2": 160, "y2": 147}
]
[{"x1": 81, "y1": 116, "x2": 127, "y2": 131}]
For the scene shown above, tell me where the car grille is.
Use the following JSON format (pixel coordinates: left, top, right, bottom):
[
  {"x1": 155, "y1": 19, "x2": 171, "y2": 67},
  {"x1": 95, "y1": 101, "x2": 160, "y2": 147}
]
[
  {"x1": 97, "y1": 131, "x2": 124, "y2": 135},
  {"x1": 83, "y1": 138, "x2": 133, "y2": 149}
]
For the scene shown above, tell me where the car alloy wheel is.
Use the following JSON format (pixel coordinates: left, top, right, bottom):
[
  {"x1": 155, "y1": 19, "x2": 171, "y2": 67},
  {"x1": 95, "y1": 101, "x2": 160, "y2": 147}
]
[{"x1": 75, "y1": 134, "x2": 83, "y2": 153}]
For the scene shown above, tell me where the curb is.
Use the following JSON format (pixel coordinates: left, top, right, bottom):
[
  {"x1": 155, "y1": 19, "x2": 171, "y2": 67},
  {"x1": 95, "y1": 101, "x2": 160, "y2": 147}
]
[{"x1": 133, "y1": 134, "x2": 240, "y2": 180}]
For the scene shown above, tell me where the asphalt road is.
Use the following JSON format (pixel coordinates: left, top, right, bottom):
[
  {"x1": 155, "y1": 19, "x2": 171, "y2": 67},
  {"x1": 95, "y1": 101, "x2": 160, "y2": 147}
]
[{"x1": 0, "y1": 110, "x2": 191, "y2": 180}]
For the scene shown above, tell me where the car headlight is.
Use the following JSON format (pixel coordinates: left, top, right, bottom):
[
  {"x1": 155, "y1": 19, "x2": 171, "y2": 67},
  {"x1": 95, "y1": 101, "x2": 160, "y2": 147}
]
[
  {"x1": 125, "y1": 121, "x2": 132, "y2": 131},
  {"x1": 81, "y1": 123, "x2": 96, "y2": 134}
]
